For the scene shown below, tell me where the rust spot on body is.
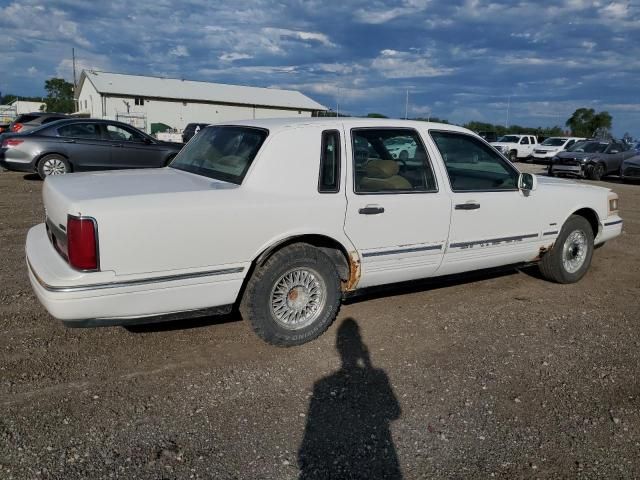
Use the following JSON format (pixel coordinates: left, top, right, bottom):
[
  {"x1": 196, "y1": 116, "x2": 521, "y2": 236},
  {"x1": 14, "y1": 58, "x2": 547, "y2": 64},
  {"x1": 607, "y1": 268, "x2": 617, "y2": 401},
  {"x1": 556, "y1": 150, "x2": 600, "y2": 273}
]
[
  {"x1": 342, "y1": 251, "x2": 361, "y2": 291},
  {"x1": 534, "y1": 243, "x2": 554, "y2": 262}
]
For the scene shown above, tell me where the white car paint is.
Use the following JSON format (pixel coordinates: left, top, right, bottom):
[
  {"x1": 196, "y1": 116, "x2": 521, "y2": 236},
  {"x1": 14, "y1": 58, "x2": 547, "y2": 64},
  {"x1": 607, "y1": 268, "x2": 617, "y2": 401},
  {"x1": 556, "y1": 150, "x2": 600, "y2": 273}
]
[
  {"x1": 26, "y1": 118, "x2": 623, "y2": 325},
  {"x1": 532, "y1": 137, "x2": 586, "y2": 160}
]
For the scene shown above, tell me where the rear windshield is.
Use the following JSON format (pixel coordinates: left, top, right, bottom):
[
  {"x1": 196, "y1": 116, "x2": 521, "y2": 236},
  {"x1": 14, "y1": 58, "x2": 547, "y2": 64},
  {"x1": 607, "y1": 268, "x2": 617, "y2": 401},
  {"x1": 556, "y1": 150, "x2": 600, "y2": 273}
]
[
  {"x1": 567, "y1": 141, "x2": 608, "y2": 153},
  {"x1": 170, "y1": 126, "x2": 268, "y2": 184},
  {"x1": 541, "y1": 138, "x2": 567, "y2": 146},
  {"x1": 14, "y1": 114, "x2": 39, "y2": 123}
]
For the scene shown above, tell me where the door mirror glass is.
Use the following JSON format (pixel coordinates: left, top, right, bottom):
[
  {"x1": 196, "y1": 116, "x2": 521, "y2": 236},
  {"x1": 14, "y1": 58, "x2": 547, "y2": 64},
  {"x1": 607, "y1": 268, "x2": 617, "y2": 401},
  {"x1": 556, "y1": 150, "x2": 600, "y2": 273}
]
[{"x1": 518, "y1": 172, "x2": 537, "y2": 191}]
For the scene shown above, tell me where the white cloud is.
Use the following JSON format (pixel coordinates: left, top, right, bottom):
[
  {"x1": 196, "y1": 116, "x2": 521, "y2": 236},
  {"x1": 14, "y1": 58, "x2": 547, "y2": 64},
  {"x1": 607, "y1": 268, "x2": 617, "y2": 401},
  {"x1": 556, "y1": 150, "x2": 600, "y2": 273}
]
[
  {"x1": 169, "y1": 45, "x2": 189, "y2": 57},
  {"x1": 372, "y1": 49, "x2": 454, "y2": 78},
  {"x1": 219, "y1": 53, "x2": 253, "y2": 62},
  {"x1": 354, "y1": 0, "x2": 432, "y2": 24},
  {"x1": 261, "y1": 28, "x2": 337, "y2": 48}
]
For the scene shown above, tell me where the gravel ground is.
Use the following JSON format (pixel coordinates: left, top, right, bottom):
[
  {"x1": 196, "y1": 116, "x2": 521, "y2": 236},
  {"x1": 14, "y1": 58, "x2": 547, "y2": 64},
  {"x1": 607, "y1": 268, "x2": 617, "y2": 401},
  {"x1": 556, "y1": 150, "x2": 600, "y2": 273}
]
[{"x1": 1, "y1": 165, "x2": 639, "y2": 479}]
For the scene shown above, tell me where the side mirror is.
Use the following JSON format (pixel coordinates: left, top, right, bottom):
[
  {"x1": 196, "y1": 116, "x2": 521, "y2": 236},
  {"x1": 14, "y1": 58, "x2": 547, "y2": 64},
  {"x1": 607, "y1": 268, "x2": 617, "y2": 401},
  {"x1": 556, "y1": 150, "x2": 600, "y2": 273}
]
[
  {"x1": 518, "y1": 172, "x2": 537, "y2": 192},
  {"x1": 144, "y1": 137, "x2": 153, "y2": 144}
]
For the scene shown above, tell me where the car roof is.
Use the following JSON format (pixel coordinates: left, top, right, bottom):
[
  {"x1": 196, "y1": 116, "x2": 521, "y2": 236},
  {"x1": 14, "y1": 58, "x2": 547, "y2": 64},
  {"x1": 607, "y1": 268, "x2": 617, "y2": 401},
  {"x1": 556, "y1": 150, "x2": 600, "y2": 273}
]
[{"x1": 203, "y1": 117, "x2": 473, "y2": 136}]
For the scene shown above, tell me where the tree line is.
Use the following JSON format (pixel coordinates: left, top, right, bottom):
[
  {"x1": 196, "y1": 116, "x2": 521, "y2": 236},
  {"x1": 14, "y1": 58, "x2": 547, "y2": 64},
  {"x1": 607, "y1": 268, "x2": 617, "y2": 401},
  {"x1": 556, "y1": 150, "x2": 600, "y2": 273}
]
[{"x1": 1, "y1": 78, "x2": 75, "y2": 114}]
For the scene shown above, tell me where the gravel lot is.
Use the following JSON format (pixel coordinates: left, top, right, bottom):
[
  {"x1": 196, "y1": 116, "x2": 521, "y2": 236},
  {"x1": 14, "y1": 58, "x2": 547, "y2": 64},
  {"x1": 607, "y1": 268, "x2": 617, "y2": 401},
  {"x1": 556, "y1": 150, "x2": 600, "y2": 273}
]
[{"x1": 1, "y1": 165, "x2": 639, "y2": 479}]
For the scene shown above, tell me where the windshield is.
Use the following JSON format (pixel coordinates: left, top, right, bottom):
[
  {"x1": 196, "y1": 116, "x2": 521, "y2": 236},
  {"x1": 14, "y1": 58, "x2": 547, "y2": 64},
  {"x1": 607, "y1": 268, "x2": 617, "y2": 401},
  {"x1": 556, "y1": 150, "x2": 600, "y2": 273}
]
[
  {"x1": 567, "y1": 141, "x2": 608, "y2": 153},
  {"x1": 170, "y1": 126, "x2": 268, "y2": 184},
  {"x1": 497, "y1": 135, "x2": 520, "y2": 143},
  {"x1": 541, "y1": 137, "x2": 567, "y2": 146}
]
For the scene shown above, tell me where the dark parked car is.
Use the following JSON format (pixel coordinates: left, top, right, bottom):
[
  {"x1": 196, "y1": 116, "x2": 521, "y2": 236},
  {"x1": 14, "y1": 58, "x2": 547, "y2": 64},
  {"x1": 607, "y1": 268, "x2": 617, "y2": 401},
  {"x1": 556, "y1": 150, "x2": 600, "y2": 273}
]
[
  {"x1": 9, "y1": 112, "x2": 70, "y2": 133},
  {"x1": 0, "y1": 119, "x2": 183, "y2": 179},
  {"x1": 620, "y1": 154, "x2": 640, "y2": 182},
  {"x1": 548, "y1": 139, "x2": 635, "y2": 180},
  {"x1": 182, "y1": 123, "x2": 210, "y2": 143}
]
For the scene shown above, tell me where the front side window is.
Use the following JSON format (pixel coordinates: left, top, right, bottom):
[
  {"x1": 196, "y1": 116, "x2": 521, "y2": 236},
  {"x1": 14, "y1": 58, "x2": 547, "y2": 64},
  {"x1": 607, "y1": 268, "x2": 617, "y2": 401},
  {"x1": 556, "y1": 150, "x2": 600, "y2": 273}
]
[
  {"x1": 520, "y1": 137, "x2": 529, "y2": 144},
  {"x1": 430, "y1": 131, "x2": 519, "y2": 192},
  {"x1": 318, "y1": 130, "x2": 340, "y2": 193},
  {"x1": 106, "y1": 124, "x2": 146, "y2": 142},
  {"x1": 57, "y1": 123, "x2": 102, "y2": 140},
  {"x1": 352, "y1": 128, "x2": 436, "y2": 193},
  {"x1": 170, "y1": 126, "x2": 268, "y2": 184}
]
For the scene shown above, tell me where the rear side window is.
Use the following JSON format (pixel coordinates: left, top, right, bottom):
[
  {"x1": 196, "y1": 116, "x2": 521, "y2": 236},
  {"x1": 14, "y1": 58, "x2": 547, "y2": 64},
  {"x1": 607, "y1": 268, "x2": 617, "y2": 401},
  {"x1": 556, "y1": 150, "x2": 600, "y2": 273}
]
[
  {"x1": 318, "y1": 130, "x2": 340, "y2": 193},
  {"x1": 430, "y1": 131, "x2": 519, "y2": 192},
  {"x1": 58, "y1": 123, "x2": 102, "y2": 140},
  {"x1": 352, "y1": 128, "x2": 437, "y2": 194},
  {"x1": 170, "y1": 126, "x2": 268, "y2": 184}
]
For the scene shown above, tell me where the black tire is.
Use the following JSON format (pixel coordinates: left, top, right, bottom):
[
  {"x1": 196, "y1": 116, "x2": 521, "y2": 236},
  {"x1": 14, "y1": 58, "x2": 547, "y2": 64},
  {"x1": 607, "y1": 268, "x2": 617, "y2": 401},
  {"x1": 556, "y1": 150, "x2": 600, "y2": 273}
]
[
  {"x1": 509, "y1": 150, "x2": 518, "y2": 162},
  {"x1": 240, "y1": 243, "x2": 342, "y2": 346},
  {"x1": 37, "y1": 154, "x2": 70, "y2": 179},
  {"x1": 587, "y1": 163, "x2": 605, "y2": 181},
  {"x1": 539, "y1": 215, "x2": 594, "y2": 284}
]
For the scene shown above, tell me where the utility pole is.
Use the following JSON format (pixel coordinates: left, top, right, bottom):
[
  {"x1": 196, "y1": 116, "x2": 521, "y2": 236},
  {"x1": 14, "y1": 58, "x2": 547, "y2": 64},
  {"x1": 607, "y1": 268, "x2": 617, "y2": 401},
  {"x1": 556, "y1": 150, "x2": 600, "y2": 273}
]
[
  {"x1": 336, "y1": 88, "x2": 340, "y2": 117},
  {"x1": 505, "y1": 95, "x2": 510, "y2": 129},
  {"x1": 404, "y1": 88, "x2": 409, "y2": 120},
  {"x1": 72, "y1": 48, "x2": 78, "y2": 112}
]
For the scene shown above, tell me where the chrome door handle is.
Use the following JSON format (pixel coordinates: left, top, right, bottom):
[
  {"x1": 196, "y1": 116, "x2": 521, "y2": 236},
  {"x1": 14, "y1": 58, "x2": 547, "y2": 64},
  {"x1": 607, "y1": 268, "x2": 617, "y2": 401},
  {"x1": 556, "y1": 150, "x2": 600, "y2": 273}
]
[
  {"x1": 455, "y1": 203, "x2": 480, "y2": 210},
  {"x1": 359, "y1": 206, "x2": 385, "y2": 215},
  {"x1": 61, "y1": 139, "x2": 75, "y2": 143}
]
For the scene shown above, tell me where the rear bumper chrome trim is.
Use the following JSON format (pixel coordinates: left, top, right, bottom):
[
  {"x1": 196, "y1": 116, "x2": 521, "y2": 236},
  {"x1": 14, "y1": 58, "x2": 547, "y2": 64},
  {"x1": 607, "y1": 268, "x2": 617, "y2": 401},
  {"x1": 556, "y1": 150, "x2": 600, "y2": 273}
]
[{"x1": 27, "y1": 259, "x2": 244, "y2": 293}]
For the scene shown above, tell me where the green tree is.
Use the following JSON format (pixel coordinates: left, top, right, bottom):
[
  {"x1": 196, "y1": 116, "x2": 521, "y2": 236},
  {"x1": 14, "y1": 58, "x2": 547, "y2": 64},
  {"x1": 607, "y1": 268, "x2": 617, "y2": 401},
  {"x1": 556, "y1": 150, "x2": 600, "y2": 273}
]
[
  {"x1": 565, "y1": 108, "x2": 612, "y2": 137},
  {"x1": 366, "y1": 113, "x2": 388, "y2": 118},
  {"x1": 44, "y1": 78, "x2": 75, "y2": 113}
]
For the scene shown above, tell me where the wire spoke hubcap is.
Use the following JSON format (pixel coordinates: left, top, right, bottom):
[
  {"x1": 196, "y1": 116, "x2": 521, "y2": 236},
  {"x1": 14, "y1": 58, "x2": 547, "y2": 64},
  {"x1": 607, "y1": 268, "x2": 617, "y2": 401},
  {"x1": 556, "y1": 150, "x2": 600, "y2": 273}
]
[
  {"x1": 270, "y1": 268, "x2": 326, "y2": 330},
  {"x1": 562, "y1": 230, "x2": 588, "y2": 273},
  {"x1": 42, "y1": 159, "x2": 66, "y2": 176}
]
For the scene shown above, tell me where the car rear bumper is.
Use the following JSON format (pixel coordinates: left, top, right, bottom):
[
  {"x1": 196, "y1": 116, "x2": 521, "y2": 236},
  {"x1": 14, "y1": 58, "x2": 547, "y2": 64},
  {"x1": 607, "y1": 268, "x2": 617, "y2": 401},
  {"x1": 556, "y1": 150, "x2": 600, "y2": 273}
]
[
  {"x1": 0, "y1": 150, "x2": 36, "y2": 172},
  {"x1": 26, "y1": 223, "x2": 247, "y2": 325}
]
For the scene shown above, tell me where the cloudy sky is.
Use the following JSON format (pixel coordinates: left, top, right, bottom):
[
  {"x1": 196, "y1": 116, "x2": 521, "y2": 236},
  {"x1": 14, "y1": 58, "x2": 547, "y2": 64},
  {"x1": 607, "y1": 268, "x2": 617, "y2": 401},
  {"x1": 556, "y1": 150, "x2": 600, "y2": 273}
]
[{"x1": 1, "y1": 0, "x2": 639, "y2": 135}]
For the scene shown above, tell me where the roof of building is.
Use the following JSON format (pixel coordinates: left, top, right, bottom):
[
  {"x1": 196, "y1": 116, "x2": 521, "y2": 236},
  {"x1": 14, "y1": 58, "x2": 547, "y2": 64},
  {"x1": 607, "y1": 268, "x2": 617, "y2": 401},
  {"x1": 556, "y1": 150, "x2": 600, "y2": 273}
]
[{"x1": 79, "y1": 71, "x2": 327, "y2": 111}]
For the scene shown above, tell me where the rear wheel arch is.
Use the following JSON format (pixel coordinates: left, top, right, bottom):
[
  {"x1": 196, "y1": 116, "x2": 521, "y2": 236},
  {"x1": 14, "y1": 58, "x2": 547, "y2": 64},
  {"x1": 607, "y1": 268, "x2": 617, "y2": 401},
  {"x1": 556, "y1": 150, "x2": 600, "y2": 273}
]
[
  {"x1": 36, "y1": 152, "x2": 72, "y2": 171},
  {"x1": 253, "y1": 235, "x2": 352, "y2": 283}
]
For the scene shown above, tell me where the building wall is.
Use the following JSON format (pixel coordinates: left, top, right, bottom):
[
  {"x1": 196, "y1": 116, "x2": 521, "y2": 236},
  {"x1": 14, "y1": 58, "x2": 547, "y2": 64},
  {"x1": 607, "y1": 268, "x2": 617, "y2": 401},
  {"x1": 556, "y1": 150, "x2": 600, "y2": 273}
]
[
  {"x1": 77, "y1": 80, "x2": 101, "y2": 117},
  {"x1": 78, "y1": 80, "x2": 313, "y2": 133}
]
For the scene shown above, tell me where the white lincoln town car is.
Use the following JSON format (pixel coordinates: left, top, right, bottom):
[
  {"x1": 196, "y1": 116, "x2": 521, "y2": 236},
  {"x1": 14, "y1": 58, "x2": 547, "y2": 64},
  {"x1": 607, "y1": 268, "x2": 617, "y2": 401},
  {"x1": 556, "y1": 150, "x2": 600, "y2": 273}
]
[{"x1": 26, "y1": 119, "x2": 623, "y2": 346}]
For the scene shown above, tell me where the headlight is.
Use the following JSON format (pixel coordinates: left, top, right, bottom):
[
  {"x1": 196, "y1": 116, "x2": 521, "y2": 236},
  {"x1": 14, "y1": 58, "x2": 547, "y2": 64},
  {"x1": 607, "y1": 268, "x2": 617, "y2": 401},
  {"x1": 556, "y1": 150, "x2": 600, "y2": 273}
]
[
  {"x1": 581, "y1": 156, "x2": 594, "y2": 163},
  {"x1": 608, "y1": 193, "x2": 619, "y2": 215},
  {"x1": 551, "y1": 156, "x2": 559, "y2": 163}
]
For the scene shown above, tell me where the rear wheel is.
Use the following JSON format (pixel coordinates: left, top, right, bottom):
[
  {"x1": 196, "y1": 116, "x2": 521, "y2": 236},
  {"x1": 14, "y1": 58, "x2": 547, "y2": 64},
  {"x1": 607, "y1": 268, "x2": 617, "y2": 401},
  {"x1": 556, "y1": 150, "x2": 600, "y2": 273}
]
[
  {"x1": 240, "y1": 244, "x2": 342, "y2": 346},
  {"x1": 37, "y1": 155, "x2": 70, "y2": 179},
  {"x1": 539, "y1": 215, "x2": 594, "y2": 284}
]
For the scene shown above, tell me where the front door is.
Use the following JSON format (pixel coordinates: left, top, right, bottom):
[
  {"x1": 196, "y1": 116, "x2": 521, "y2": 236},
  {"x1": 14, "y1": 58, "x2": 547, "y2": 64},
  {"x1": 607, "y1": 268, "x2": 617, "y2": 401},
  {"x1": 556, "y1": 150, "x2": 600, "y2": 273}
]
[
  {"x1": 343, "y1": 128, "x2": 451, "y2": 289},
  {"x1": 428, "y1": 130, "x2": 544, "y2": 276}
]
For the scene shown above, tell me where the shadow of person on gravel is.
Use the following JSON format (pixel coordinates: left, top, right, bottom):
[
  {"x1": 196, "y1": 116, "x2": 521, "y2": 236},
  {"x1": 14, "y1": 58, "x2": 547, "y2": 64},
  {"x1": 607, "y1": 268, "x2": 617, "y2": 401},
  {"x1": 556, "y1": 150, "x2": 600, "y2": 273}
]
[{"x1": 298, "y1": 318, "x2": 402, "y2": 479}]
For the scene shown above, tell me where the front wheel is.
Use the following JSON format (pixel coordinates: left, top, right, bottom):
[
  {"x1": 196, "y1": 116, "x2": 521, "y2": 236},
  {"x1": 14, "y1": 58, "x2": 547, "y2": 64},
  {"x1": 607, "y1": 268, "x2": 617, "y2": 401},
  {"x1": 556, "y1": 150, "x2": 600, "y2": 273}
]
[
  {"x1": 240, "y1": 244, "x2": 342, "y2": 346},
  {"x1": 509, "y1": 150, "x2": 518, "y2": 162},
  {"x1": 587, "y1": 163, "x2": 605, "y2": 181},
  {"x1": 37, "y1": 154, "x2": 70, "y2": 179},
  {"x1": 539, "y1": 215, "x2": 594, "y2": 284}
]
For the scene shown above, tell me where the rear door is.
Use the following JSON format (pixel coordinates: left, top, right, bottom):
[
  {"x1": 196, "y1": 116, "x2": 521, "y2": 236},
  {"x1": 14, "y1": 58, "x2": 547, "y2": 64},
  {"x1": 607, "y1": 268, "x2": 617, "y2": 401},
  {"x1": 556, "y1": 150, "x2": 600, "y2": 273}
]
[
  {"x1": 104, "y1": 123, "x2": 165, "y2": 168},
  {"x1": 343, "y1": 127, "x2": 451, "y2": 289},
  {"x1": 55, "y1": 122, "x2": 111, "y2": 171}
]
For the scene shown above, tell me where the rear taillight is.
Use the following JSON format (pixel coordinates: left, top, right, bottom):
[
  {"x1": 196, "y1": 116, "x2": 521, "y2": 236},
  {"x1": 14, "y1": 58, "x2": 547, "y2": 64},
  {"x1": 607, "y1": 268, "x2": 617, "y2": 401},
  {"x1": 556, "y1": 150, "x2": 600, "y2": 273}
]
[
  {"x1": 11, "y1": 123, "x2": 23, "y2": 132},
  {"x1": 2, "y1": 138, "x2": 24, "y2": 148},
  {"x1": 67, "y1": 216, "x2": 99, "y2": 271}
]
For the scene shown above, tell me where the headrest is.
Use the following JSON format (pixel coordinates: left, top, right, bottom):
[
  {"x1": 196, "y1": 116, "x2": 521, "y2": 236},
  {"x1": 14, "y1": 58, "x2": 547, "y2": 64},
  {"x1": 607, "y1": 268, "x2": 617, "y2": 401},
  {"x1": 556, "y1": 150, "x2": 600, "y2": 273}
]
[{"x1": 365, "y1": 159, "x2": 399, "y2": 178}]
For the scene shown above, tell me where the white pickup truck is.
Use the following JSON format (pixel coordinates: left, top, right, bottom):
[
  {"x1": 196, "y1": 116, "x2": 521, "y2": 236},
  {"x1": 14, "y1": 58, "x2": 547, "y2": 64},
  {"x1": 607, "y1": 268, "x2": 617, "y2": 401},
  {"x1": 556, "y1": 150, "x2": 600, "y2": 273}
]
[{"x1": 491, "y1": 134, "x2": 538, "y2": 161}]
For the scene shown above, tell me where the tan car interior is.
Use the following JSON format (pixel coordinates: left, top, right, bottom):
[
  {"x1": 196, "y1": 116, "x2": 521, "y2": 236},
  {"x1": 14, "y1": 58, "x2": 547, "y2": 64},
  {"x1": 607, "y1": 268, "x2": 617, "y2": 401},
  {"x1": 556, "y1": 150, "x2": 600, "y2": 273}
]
[{"x1": 358, "y1": 159, "x2": 412, "y2": 191}]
